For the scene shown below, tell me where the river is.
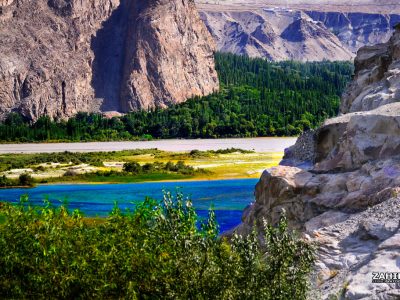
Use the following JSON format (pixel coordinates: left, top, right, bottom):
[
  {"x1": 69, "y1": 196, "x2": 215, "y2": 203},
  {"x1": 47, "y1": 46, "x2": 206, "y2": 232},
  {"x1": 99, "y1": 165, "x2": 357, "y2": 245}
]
[
  {"x1": 0, "y1": 179, "x2": 259, "y2": 233},
  {"x1": 0, "y1": 137, "x2": 297, "y2": 153}
]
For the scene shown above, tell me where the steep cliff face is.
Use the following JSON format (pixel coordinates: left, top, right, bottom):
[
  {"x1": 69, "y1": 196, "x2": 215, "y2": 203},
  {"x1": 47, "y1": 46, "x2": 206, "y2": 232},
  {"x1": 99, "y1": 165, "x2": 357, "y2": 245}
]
[
  {"x1": 234, "y1": 27, "x2": 400, "y2": 299},
  {"x1": 200, "y1": 7, "x2": 400, "y2": 61},
  {"x1": 0, "y1": 0, "x2": 115, "y2": 120},
  {"x1": 120, "y1": 0, "x2": 219, "y2": 111},
  {"x1": 0, "y1": 0, "x2": 219, "y2": 121}
]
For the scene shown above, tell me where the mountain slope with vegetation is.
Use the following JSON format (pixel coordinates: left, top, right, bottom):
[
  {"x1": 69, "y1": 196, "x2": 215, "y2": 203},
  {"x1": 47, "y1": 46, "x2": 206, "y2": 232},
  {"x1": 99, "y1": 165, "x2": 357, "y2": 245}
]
[{"x1": 0, "y1": 53, "x2": 353, "y2": 142}]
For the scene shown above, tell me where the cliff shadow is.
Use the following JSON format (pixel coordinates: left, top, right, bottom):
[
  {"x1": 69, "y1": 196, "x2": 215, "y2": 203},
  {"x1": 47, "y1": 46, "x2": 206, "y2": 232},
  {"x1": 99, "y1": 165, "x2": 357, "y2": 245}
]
[{"x1": 91, "y1": 2, "x2": 129, "y2": 112}]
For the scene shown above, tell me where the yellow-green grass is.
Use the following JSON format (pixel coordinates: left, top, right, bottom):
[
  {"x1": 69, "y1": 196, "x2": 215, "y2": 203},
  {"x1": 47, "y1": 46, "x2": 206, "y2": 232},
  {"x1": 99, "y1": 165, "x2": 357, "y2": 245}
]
[{"x1": 1, "y1": 150, "x2": 284, "y2": 184}]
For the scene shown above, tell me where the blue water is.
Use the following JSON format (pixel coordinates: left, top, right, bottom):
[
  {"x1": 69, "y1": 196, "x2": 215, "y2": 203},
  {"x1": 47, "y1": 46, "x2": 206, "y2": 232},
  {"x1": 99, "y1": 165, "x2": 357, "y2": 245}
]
[{"x1": 0, "y1": 179, "x2": 258, "y2": 233}]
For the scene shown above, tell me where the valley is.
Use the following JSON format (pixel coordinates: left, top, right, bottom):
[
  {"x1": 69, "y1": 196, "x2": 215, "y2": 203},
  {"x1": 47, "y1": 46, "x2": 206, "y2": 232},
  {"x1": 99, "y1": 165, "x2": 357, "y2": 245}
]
[{"x1": 1, "y1": 0, "x2": 400, "y2": 299}]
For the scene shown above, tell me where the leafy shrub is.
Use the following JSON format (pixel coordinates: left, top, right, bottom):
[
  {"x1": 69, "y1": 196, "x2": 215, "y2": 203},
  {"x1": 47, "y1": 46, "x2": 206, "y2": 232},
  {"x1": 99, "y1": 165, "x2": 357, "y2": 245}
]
[
  {"x1": 18, "y1": 173, "x2": 34, "y2": 186},
  {"x1": 63, "y1": 169, "x2": 78, "y2": 177},
  {"x1": 90, "y1": 159, "x2": 104, "y2": 167},
  {"x1": 0, "y1": 193, "x2": 314, "y2": 299},
  {"x1": 0, "y1": 175, "x2": 15, "y2": 187},
  {"x1": 142, "y1": 163, "x2": 154, "y2": 173},
  {"x1": 33, "y1": 165, "x2": 46, "y2": 172},
  {"x1": 123, "y1": 161, "x2": 142, "y2": 174}
]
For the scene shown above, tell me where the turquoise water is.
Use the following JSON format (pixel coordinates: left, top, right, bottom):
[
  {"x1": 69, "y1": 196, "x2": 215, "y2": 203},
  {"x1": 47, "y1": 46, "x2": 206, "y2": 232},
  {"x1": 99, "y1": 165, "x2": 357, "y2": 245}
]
[{"x1": 0, "y1": 179, "x2": 258, "y2": 233}]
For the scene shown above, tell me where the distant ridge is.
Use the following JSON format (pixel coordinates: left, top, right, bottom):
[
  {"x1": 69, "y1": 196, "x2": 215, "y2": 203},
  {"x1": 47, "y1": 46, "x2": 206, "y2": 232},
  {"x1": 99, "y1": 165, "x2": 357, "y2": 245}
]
[{"x1": 197, "y1": 1, "x2": 400, "y2": 61}]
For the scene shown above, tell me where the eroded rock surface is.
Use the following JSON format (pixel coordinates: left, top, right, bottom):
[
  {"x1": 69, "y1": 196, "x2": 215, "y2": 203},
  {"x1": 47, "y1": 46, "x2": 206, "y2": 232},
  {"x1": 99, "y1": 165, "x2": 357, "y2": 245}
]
[
  {"x1": 200, "y1": 9, "x2": 354, "y2": 61},
  {"x1": 235, "y1": 25, "x2": 400, "y2": 299},
  {"x1": 0, "y1": 0, "x2": 219, "y2": 121},
  {"x1": 121, "y1": 0, "x2": 219, "y2": 111},
  {"x1": 199, "y1": 6, "x2": 400, "y2": 61},
  {"x1": 341, "y1": 25, "x2": 400, "y2": 114}
]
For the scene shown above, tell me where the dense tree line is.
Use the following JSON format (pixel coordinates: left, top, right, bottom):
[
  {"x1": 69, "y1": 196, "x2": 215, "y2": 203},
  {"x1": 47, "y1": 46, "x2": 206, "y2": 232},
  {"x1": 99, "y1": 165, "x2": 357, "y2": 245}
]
[{"x1": 0, "y1": 53, "x2": 353, "y2": 142}]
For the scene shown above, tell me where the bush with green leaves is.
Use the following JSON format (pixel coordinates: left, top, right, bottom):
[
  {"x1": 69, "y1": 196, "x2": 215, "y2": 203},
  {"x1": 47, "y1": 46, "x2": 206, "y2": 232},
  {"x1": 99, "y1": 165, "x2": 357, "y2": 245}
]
[
  {"x1": 123, "y1": 161, "x2": 202, "y2": 176},
  {"x1": 123, "y1": 161, "x2": 142, "y2": 174},
  {"x1": 0, "y1": 193, "x2": 314, "y2": 299},
  {"x1": 18, "y1": 173, "x2": 34, "y2": 186}
]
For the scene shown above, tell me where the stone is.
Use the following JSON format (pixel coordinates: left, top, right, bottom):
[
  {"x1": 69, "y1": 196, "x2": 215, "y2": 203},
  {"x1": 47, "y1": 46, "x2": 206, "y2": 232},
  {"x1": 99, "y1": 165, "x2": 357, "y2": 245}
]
[
  {"x1": 341, "y1": 28, "x2": 400, "y2": 114},
  {"x1": 120, "y1": 0, "x2": 219, "y2": 112}
]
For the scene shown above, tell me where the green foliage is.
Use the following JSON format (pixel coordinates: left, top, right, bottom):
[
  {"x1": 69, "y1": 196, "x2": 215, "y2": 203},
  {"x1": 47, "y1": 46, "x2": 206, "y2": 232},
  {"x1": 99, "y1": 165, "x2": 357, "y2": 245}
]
[
  {"x1": 0, "y1": 194, "x2": 314, "y2": 299},
  {"x1": 0, "y1": 54, "x2": 353, "y2": 142},
  {"x1": 123, "y1": 161, "x2": 142, "y2": 173},
  {"x1": 18, "y1": 173, "x2": 34, "y2": 186},
  {"x1": 0, "y1": 175, "x2": 16, "y2": 188},
  {"x1": 0, "y1": 149, "x2": 161, "y2": 172},
  {"x1": 123, "y1": 161, "x2": 204, "y2": 176}
]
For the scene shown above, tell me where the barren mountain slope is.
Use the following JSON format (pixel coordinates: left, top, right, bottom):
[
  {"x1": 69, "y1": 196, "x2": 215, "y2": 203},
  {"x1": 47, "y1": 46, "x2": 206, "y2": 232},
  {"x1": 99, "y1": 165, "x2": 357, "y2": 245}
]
[
  {"x1": 197, "y1": 1, "x2": 400, "y2": 61},
  {"x1": 196, "y1": 0, "x2": 400, "y2": 14},
  {"x1": 0, "y1": 0, "x2": 219, "y2": 121}
]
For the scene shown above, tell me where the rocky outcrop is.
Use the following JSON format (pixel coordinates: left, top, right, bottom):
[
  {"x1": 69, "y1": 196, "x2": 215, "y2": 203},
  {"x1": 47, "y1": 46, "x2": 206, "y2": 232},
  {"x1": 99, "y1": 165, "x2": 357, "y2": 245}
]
[
  {"x1": 341, "y1": 26, "x2": 400, "y2": 113},
  {"x1": 199, "y1": 7, "x2": 400, "y2": 61},
  {"x1": 0, "y1": 0, "x2": 218, "y2": 121},
  {"x1": 234, "y1": 26, "x2": 400, "y2": 299}
]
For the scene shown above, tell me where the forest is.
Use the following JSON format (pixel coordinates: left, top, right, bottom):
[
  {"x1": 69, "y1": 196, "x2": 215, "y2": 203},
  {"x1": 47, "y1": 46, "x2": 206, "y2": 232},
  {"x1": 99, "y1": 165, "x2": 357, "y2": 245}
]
[{"x1": 0, "y1": 53, "x2": 353, "y2": 142}]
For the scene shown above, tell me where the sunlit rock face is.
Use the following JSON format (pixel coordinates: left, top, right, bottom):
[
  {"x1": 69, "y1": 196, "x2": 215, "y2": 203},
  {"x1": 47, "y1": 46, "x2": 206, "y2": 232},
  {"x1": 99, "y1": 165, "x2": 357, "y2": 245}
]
[
  {"x1": 120, "y1": 0, "x2": 219, "y2": 112},
  {"x1": 234, "y1": 26, "x2": 400, "y2": 299},
  {"x1": 0, "y1": 0, "x2": 219, "y2": 121},
  {"x1": 199, "y1": 7, "x2": 400, "y2": 62}
]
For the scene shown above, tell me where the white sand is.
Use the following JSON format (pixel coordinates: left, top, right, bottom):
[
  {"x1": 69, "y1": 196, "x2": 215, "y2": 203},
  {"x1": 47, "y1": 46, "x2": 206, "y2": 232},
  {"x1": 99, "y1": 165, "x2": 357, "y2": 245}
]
[{"x1": 0, "y1": 137, "x2": 296, "y2": 154}]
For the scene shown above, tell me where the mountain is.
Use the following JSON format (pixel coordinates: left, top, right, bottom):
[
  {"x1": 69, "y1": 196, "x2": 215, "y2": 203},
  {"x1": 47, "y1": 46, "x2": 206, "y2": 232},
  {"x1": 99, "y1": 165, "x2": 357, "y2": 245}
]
[
  {"x1": 197, "y1": 1, "x2": 400, "y2": 61},
  {"x1": 0, "y1": 0, "x2": 219, "y2": 121},
  {"x1": 233, "y1": 26, "x2": 400, "y2": 299}
]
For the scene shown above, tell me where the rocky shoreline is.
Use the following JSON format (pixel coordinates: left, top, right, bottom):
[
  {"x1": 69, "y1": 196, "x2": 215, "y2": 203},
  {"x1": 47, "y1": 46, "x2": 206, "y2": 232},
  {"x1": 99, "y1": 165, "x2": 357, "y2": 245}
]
[{"x1": 234, "y1": 25, "x2": 400, "y2": 299}]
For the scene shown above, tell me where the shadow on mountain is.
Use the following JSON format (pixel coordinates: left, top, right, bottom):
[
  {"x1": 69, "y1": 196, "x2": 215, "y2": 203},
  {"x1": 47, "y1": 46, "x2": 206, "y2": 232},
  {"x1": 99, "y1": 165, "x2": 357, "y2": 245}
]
[{"x1": 90, "y1": 2, "x2": 129, "y2": 112}]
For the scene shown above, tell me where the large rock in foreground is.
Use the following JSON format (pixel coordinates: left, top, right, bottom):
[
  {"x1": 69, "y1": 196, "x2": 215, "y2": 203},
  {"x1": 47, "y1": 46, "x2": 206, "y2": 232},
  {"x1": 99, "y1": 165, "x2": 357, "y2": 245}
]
[
  {"x1": 234, "y1": 25, "x2": 400, "y2": 299},
  {"x1": 0, "y1": 0, "x2": 219, "y2": 121}
]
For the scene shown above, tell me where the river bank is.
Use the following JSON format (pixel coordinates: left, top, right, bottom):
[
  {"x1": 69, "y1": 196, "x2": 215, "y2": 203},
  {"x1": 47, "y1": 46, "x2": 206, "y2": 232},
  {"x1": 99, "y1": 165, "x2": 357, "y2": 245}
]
[
  {"x1": 0, "y1": 137, "x2": 297, "y2": 154},
  {"x1": 0, "y1": 147, "x2": 288, "y2": 187}
]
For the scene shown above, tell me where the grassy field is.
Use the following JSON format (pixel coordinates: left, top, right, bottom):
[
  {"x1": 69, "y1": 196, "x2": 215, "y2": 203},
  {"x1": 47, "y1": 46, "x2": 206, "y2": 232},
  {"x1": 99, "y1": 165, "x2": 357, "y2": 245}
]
[{"x1": 0, "y1": 149, "x2": 283, "y2": 185}]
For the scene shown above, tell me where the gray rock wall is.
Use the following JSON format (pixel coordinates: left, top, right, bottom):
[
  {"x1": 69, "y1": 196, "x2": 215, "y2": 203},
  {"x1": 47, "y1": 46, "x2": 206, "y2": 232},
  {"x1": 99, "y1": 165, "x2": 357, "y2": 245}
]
[{"x1": 0, "y1": 0, "x2": 219, "y2": 121}]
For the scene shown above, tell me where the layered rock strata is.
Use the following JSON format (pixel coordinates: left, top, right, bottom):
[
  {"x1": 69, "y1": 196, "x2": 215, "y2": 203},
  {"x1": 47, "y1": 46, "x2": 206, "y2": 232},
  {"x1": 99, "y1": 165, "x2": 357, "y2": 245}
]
[
  {"x1": 234, "y1": 26, "x2": 400, "y2": 299},
  {"x1": 0, "y1": 0, "x2": 219, "y2": 121}
]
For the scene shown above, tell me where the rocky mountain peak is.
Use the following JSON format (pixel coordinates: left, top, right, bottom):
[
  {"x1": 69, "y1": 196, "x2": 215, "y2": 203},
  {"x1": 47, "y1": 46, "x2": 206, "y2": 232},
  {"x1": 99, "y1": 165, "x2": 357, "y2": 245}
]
[
  {"x1": 199, "y1": 3, "x2": 400, "y2": 62},
  {"x1": 0, "y1": 0, "x2": 219, "y2": 121},
  {"x1": 200, "y1": 8, "x2": 354, "y2": 61}
]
